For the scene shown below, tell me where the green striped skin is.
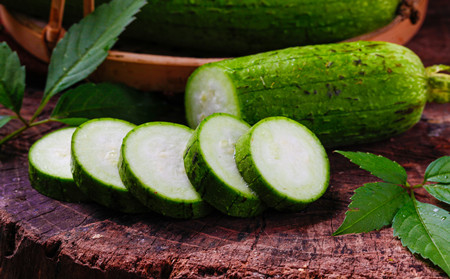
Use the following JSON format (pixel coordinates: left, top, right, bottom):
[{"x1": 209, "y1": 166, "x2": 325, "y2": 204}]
[
  {"x1": 235, "y1": 117, "x2": 330, "y2": 212},
  {"x1": 29, "y1": 164, "x2": 89, "y2": 203},
  {"x1": 28, "y1": 128, "x2": 88, "y2": 203},
  {"x1": 186, "y1": 41, "x2": 428, "y2": 148},
  {"x1": 3, "y1": 0, "x2": 400, "y2": 55},
  {"x1": 119, "y1": 122, "x2": 212, "y2": 219},
  {"x1": 72, "y1": 160, "x2": 148, "y2": 213},
  {"x1": 71, "y1": 119, "x2": 148, "y2": 214},
  {"x1": 183, "y1": 114, "x2": 266, "y2": 217}
]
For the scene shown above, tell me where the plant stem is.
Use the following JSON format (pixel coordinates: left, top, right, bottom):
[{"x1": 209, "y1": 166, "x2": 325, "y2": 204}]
[
  {"x1": 0, "y1": 118, "x2": 53, "y2": 146},
  {"x1": 0, "y1": 125, "x2": 29, "y2": 146},
  {"x1": 29, "y1": 118, "x2": 53, "y2": 127},
  {"x1": 15, "y1": 112, "x2": 29, "y2": 127},
  {"x1": 29, "y1": 97, "x2": 51, "y2": 123},
  {"x1": 410, "y1": 188, "x2": 416, "y2": 201}
]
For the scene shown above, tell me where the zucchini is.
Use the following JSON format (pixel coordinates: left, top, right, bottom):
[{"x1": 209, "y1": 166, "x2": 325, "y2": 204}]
[
  {"x1": 235, "y1": 117, "x2": 329, "y2": 211},
  {"x1": 3, "y1": 0, "x2": 401, "y2": 55},
  {"x1": 186, "y1": 41, "x2": 450, "y2": 148},
  {"x1": 71, "y1": 118, "x2": 148, "y2": 213},
  {"x1": 183, "y1": 113, "x2": 266, "y2": 217},
  {"x1": 28, "y1": 127, "x2": 88, "y2": 203},
  {"x1": 119, "y1": 122, "x2": 212, "y2": 219}
]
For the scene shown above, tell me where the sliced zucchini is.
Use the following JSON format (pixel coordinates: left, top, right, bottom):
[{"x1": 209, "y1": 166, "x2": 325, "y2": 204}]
[
  {"x1": 119, "y1": 122, "x2": 212, "y2": 219},
  {"x1": 71, "y1": 118, "x2": 148, "y2": 213},
  {"x1": 28, "y1": 127, "x2": 88, "y2": 202},
  {"x1": 184, "y1": 113, "x2": 266, "y2": 217},
  {"x1": 235, "y1": 117, "x2": 330, "y2": 211}
]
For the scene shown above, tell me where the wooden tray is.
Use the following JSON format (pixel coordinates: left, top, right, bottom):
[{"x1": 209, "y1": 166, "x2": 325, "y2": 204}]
[{"x1": 0, "y1": 0, "x2": 428, "y2": 93}]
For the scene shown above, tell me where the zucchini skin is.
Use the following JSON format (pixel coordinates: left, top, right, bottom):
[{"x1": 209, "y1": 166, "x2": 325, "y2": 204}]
[
  {"x1": 3, "y1": 0, "x2": 401, "y2": 55},
  {"x1": 71, "y1": 157, "x2": 148, "y2": 213},
  {"x1": 119, "y1": 154, "x2": 212, "y2": 219},
  {"x1": 187, "y1": 41, "x2": 428, "y2": 148},
  {"x1": 29, "y1": 163, "x2": 89, "y2": 203}
]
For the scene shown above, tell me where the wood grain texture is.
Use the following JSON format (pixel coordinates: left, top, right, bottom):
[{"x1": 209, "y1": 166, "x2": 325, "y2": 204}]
[{"x1": 1, "y1": 1, "x2": 449, "y2": 278}]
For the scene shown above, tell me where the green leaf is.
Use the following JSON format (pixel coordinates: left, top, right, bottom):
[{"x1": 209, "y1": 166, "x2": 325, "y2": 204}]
[
  {"x1": 50, "y1": 83, "x2": 182, "y2": 126},
  {"x1": 393, "y1": 200, "x2": 450, "y2": 276},
  {"x1": 333, "y1": 182, "x2": 410, "y2": 235},
  {"x1": 42, "y1": 0, "x2": 146, "y2": 101},
  {"x1": 335, "y1": 151, "x2": 407, "y2": 185},
  {"x1": 0, "y1": 43, "x2": 25, "y2": 113},
  {"x1": 424, "y1": 156, "x2": 450, "y2": 184},
  {"x1": 0, "y1": 115, "x2": 13, "y2": 129},
  {"x1": 424, "y1": 184, "x2": 450, "y2": 205}
]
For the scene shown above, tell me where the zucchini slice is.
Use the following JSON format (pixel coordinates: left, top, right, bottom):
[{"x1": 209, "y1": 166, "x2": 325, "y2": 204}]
[
  {"x1": 71, "y1": 118, "x2": 148, "y2": 213},
  {"x1": 235, "y1": 117, "x2": 329, "y2": 211},
  {"x1": 119, "y1": 122, "x2": 212, "y2": 219},
  {"x1": 28, "y1": 127, "x2": 88, "y2": 202},
  {"x1": 184, "y1": 113, "x2": 266, "y2": 217}
]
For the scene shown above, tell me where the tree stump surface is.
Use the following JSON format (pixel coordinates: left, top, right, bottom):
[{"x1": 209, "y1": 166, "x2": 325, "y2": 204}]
[{"x1": 1, "y1": 1, "x2": 449, "y2": 278}]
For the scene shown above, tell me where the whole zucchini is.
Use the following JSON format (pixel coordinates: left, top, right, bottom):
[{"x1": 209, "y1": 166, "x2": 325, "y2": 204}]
[
  {"x1": 185, "y1": 41, "x2": 450, "y2": 148},
  {"x1": 3, "y1": 0, "x2": 401, "y2": 55}
]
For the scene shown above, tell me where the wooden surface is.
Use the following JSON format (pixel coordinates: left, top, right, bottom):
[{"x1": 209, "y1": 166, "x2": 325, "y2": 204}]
[{"x1": 1, "y1": 1, "x2": 450, "y2": 278}]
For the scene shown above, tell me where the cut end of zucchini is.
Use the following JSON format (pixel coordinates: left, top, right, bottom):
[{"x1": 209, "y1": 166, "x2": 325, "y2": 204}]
[
  {"x1": 71, "y1": 118, "x2": 147, "y2": 213},
  {"x1": 185, "y1": 65, "x2": 239, "y2": 128},
  {"x1": 236, "y1": 117, "x2": 329, "y2": 211},
  {"x1": 199, "y1": 114, "x2": 252, "y2": 195},
  {"x1": 72, "y1": 119, "x2": 134, "y2": 189},
  {"x1": 30, "y1": 128, "x2": 75, "y2": 180},
  {"x1": 28, "y1": 127, "x2": 88, "y2": 203},
  {"x1": 120, "y1": 122, "x2": 211, "y2": 218},
  {"x1": 184, "y1": 113, "x2": 266, "y2": 217}
]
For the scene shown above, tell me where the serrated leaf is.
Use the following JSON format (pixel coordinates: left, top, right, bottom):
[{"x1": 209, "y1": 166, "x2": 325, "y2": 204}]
[
  {"x1": 424, "y1": 156, "x2": 450, "y2": 184},
  {"x1": 335, "y1": 151, "x2": 407, "y2": 185},
  {"x1": 0, "y1": 115, "x2": 13, "y2": 129},
  {"x1": 393, "y1": 200, "x2": 450, "y2": 276},
  {"x1": 42, "y1": 0, "x2": 146, "y2": 101},
  {"x1": 333, "y1": 182, "x2": 410, "y2": 235},
  {"x1": 424, "y1": 184, "x2": 450, "y2": 205},
  {"x1": 0, "y1": 43, "x2": 25, "y2": 113},
  {"x1": 50, "y1": 83, "x2": 183, "y2": 126}
]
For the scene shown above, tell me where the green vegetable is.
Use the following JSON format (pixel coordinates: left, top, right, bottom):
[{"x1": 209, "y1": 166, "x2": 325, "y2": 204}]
[
  {"x1": 71, "y1": 118, "x2": 148, "y2": 213},
  {"x1": 185, "y1": 41, "x2": 450, "y2": 148},
  {"x1": 119, "y1": 122, "x2": 212, "y2": 219},
  {"x1": 3, "y1": 0, "x2": 401, "y2": 55},
  {"x1": 334, "y1": 151, "x2": 450, "y2": 276},
  {"x1": 183, "y1": 113, "x2": 266, "y2": 217},
  {"x1": 235, "y1": 117, "x2": 329, "y2": 211},
  {"x1": 28, "y1": 127, "x2": 88, "y2": 202}
]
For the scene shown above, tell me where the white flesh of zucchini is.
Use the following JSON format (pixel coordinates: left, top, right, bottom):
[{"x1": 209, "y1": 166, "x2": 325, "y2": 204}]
[
  {"x1": 251, "y1": 119, "x2": 328, "y2": 201},
  {"x1": 72, "y1": 120, "x2": 133, "y2": 190},
  {"x1": 30, "y1": 128, "x2": 76, "y2": 180},
  {"x1": 186, "y1": 66, "x2": 238, "y2": 128},
  {"x1": 200, "y1": 116, "x2": 252, "y2": 196},
  {"x1": 123, "y1": 124, "x2": 199, "y2": 201}
]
